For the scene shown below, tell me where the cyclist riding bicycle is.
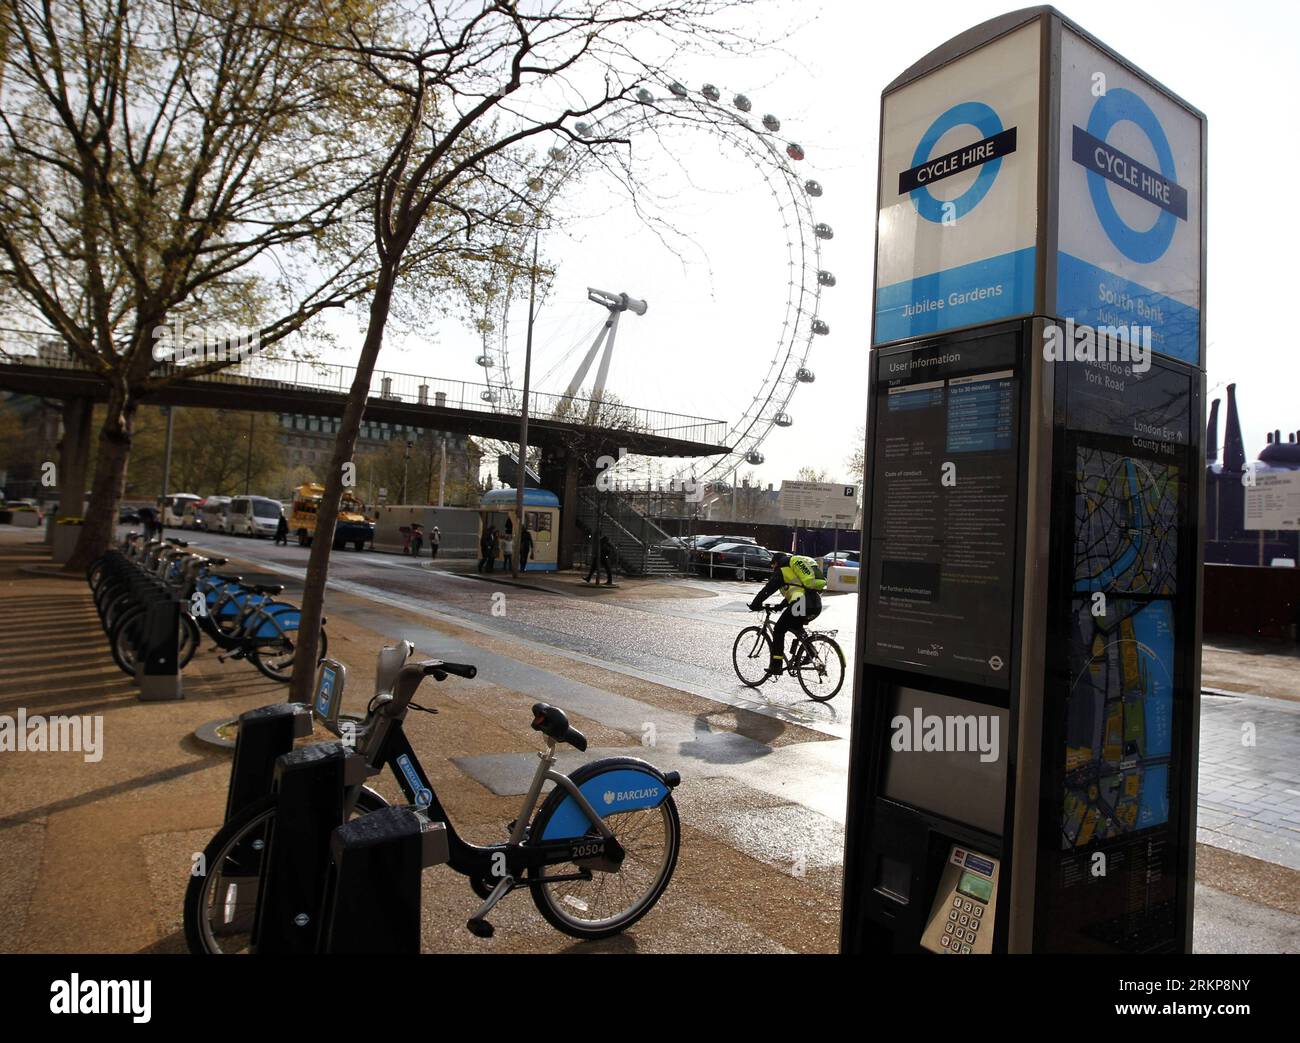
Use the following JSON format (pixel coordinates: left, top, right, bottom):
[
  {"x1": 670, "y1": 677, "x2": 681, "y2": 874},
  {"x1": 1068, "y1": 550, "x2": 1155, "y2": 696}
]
[{"x1": 749, "y1": 552, "x2": 827, "y2": 674}]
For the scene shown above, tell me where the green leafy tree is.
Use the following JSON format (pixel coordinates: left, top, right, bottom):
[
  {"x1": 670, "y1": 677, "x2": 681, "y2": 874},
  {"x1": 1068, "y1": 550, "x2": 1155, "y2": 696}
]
[{"x1": 0, "y1": 0, "x2": 387, "y2": 567}]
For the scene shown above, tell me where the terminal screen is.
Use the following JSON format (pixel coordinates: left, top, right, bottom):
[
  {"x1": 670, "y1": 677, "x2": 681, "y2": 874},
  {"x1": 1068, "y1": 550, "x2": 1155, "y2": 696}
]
[
  {"x1": 957, "y1": 871, "x2": 994, "y2": 904},
  {"x1": 881, "y1": 685, "x2": 1009, "y2": 836},
  {"x1": 865, "y1": 334, "x2": 1020, "y2": 687}
]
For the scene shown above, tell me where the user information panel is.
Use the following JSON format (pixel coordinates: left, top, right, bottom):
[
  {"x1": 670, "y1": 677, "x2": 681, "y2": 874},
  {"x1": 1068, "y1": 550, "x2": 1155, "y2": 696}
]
[{"x1": 865, "y1": 333, "x2": 1020, "y2": 687}]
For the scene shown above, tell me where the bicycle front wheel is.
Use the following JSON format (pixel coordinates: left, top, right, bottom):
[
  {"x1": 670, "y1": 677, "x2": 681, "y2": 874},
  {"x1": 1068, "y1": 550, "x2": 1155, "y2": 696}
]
[
  {"x1": 731, "y1": 625, "x2": 771, "y2": 688},
  {"x1": 184, "y1": 786, "x2": 388, "y2": 954},
  {"x1": 110, "y1": 609, "x2": 200, "y2": 676},
  {"x1": 793, "y1": 633, "x2": 846, "y2": 702}
]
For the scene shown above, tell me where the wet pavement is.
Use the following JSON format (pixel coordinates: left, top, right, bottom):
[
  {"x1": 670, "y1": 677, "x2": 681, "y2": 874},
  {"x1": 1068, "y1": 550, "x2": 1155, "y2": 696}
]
[
  {"x1": 173, "y1": 530, "x2": 859, "y2": 739},
  {"x1": 83, "y1": 528, "x2": 1300, "y2": 951}
]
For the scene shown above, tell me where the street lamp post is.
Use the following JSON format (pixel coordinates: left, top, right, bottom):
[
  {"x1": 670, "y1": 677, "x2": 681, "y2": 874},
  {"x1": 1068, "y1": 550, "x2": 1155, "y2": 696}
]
[
  {"x1": 439, "y1": 434, "x2": 447, "y2": 507},
  {"x1": 514, "y1": 233, "x2": 540, "y2": 579},
  {"x1": 401, "y1": 439, "x2": 412, "y2": 504},
  {"x1": 243, "y1": 412, "x2": 255, "y2": 494},
  {"x1": 161, "y1": 406, "x2": 175, "y2": 506}
]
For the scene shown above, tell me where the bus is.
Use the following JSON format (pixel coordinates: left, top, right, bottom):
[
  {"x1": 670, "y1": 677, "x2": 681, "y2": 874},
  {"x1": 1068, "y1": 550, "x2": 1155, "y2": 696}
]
[{"x1": 289, "y1": 483, "x2": 374, "y2": 550}]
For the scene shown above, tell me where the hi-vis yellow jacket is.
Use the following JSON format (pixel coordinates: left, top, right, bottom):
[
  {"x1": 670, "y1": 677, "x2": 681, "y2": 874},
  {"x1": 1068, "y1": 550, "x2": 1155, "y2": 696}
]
[{"x1": 777, "y1": 555, "x2": 827, "y2": 603}]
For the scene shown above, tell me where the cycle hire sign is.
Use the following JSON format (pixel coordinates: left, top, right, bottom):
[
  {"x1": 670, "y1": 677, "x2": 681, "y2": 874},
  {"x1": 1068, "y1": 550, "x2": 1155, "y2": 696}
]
[
  {"x1": 1055, "y1": 28, "x2": 1203, "y2": 366},
  {"x1": 874, "y1": 21, "x2": 1040, "y2": 345}
]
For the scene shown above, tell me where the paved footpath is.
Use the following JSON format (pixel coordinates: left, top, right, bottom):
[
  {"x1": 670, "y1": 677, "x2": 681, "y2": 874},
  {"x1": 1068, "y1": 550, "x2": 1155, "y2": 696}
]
[{"x1": 1, "y1": 528, "x2": 1297, "y2": 953}]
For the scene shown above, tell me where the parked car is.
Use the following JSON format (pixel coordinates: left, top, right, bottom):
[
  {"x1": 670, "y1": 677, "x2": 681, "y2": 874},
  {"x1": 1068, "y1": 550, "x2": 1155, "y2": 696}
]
[
  {"x1": 693, "y1": 541, "x2": 774, "y2": 579},
  {"x1": 820, "y1": 550, "x2": 861, "y2": 570},
  {"x1": 199, "y1": 495, "x2": 232, "y2": 532},
  {"x1": 226, "y1": 495, "x2": 283, "y2": 538},
  {"x1": 691, "y1": 534, "x2": 758, "y2": 550},
  {"x1": 118, "y1": 505, "x2": 141, "y2": 524},
  {"x1": 0, "y1": 500, "x2": 44, "y2": 526}
]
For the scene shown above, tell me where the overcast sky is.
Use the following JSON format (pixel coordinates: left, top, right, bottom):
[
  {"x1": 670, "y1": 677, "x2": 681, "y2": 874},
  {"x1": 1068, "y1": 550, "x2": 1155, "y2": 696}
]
[{"x1": 339, "y1": 0, "x2": 1298, "y2": 485}]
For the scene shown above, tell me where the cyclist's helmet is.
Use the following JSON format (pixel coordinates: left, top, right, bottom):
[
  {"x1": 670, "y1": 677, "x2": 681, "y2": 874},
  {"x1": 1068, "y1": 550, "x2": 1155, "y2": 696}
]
[{"x1": 771, "y1": 551, "x2": 791, "y2": 569}]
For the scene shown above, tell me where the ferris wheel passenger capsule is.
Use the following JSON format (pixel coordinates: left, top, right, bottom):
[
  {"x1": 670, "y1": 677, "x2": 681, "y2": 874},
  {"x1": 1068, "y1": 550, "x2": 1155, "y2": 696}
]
[
  {"x1": 814, "y1": 223, "x2": 834, "y2": 240},
  {"x1": 476, "y1": 354, "x2": 495, "y2": 368},
  {"x1": 796, "y1": 367, "x2": 816, "y2": 383},
  {"x1": 745, "y1": 450, "x2": 765, "y2": 465},
  {"x1": 786, "y1": 142, "x2": 805, "y2": 161},
  {"x1": 701, "y1": 84, "x2": 721, "y2": 101},
  {"x1": 774, "y1": 412, "x2": 793, "y2": 428},
  {"x1": 480, "y1": 389, "x2": 499, "y2": 403},
  {"x1": 762, "y1": 114, "x2": 781, "y2": 132},
  {"x1": 548, "y1": 147, "x2": 566, "y2": 160},
  {"x1": 733, "y1": 94, "x2": 752, "y2": 112},
  {"x1": 637, "y1": 88, "x2": 654, "y2": 103},
  {"x1": 812, "y1": 320, "x2": 829, "y2": 335},
  {"x1": 804, "y1": 179, "x2": 823, "y2": 197},
  {"x1": 818, "y1": 270, "x2": 836, "y2": 287},
  {"x1": 575, "y1": 122, "x2": 591, "y2": 138},
  {"x1": 669, "y1": 82, "x2": 688, "y2": 97}
]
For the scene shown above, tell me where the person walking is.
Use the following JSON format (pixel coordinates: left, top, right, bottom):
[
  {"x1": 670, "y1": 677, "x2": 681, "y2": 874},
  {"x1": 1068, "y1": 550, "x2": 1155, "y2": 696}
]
[
  {"x1": 480, "y1": 525, "x2": 499, "y2": 573},
  {"x1": 585, "y1": 534, "x2": 615, "y2": 585},
  {"x1": 518, "y1": 526, "x2": 533, "y2": 572},
  {"x1": 502, "y1": 531, "x2": 514, "y2": 572},
  {"x1": 274, "y1": 509, "x2": 289, "y2": 546},
  {"x1": 429, "y1": 525, "x2": 441, "y2": 560},
  {"x1": 137, "y1": 504, "x2": 160, "y2": 542},
  {"x1": 410, "y1": 522, "x2": 424, "y2": 558}
]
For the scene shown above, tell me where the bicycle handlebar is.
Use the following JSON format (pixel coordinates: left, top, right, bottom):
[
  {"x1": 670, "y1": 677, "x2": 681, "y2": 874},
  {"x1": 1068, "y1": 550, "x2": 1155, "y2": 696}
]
[{"x1": 422, "y1": 660, "x2": 477, "y2": 680}]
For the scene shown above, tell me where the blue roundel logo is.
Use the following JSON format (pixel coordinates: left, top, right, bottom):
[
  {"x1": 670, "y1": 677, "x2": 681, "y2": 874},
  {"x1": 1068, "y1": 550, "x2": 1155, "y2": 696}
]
[
  {"x1": 910, "y1": 102, "x2": 1005, "y2": 224},
  {"x1": 1084, "y1": 88, "x2": 1177, "y2": 263}
]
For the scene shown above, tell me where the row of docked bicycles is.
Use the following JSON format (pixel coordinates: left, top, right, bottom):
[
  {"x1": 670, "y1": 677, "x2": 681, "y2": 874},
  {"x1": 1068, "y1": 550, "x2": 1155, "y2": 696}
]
[{"x1": 87, "y1": 531, "x2": 325, "y2": 682}]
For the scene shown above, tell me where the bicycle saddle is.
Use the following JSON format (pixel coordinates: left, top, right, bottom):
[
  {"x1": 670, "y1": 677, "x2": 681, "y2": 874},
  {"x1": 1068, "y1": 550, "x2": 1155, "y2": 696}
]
[
  {"x1": 530, "y1": 703, "x2": 588, "y2": 752},
  {"x1": 213, "y1": 573, "x2": 243, "y2": 583},
  {"x1": 167, "y1": 538, "x2": 189, "y2": 547},
  {"x1": 250, "y1": 583, "x2": 283, "y2": 596}
]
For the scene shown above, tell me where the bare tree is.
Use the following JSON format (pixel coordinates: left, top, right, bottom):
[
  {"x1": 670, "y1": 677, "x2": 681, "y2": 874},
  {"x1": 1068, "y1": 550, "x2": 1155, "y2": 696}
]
[
  {"x1": 0, "y1": 0, "x2": 386, "y2": 566},
  {"x1": 845, "y1": 424, "x2": 865, "y2": 486},
  {"x1": 288, "y1": 0, "x2": 758, "y2": 701}
]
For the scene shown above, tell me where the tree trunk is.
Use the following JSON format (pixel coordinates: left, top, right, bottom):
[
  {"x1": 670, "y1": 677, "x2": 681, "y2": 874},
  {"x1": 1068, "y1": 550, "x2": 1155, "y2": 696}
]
[
  {"x1": 65, "y1": 385, "x2": 135, "y2": 571},
  {"x1": 289, "y1": 266, "x2": 398, "y2": 703}
]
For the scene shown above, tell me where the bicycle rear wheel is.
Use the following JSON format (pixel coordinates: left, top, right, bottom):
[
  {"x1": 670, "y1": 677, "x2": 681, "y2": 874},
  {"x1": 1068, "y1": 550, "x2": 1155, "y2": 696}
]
[
  {"x1": 184, "y1": 786, "x2": 387, "y2": 954},
  {"x1": 527, "y1": 762, "x2": 679, "y2": 941},
  {"x1": 793, "y1": 633, "x2": 846, "y2": 702},
  {"x1": 249, "y1": 627, "x2": 327, "y2": 682},
  {"x1": 731, "y1": 625, "x2": 771, "y2": 688}
]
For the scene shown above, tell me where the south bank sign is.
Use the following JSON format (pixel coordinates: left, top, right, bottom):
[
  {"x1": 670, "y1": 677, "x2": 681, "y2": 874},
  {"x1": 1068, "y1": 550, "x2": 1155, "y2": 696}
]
[{"x1": 1055, "y1": 30, "x2": 1203, "y2": 366}]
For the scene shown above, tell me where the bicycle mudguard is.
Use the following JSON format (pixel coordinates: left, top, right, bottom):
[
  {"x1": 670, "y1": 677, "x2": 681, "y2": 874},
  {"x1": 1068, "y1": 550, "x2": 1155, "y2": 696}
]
[
  {"x1": 250, "y1": 604, "x2": 299, "y2": 639},
  {"x1": 538, "y1": 757, "x2": 679, "y2": 841}
]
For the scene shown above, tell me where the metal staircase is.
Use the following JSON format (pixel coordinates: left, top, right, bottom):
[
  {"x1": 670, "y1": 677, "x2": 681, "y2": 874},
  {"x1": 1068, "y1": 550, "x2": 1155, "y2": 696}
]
[{"x1": 575, "y1": 487, "x2": 682, "y2": 576}]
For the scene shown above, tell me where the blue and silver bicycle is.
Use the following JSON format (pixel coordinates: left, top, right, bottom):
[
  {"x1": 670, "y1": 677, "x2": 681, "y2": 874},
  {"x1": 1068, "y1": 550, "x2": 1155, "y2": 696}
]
[{"x1": 184, "y1": 643, "x2": 681, "y2": 950}]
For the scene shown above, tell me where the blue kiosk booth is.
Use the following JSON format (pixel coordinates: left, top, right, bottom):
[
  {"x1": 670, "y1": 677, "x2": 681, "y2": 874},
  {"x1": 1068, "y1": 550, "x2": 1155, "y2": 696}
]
[{"x1": 478, "y1": 487, "x2": 560, "y2": 572}]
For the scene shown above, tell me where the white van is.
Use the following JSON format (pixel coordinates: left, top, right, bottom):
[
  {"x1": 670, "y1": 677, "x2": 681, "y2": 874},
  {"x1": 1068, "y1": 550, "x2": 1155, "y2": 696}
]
[
  {"x1": 161, "y1": 493, "x2": 200, "y2": 527},
  {"x1": 199, "y1": 495, "x2": 232, "y2": 532},
  {"x1": 227, "y1": 495, "x2": 283, "y2": 538}
]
